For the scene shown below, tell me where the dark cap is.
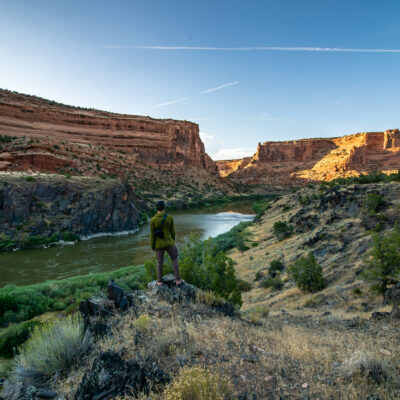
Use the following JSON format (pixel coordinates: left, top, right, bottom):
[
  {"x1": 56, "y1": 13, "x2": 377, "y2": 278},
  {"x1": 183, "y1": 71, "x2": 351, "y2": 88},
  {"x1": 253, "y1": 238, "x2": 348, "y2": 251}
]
[{"x1": 156, "y1": 200, "x2": 165, "y2": 211}]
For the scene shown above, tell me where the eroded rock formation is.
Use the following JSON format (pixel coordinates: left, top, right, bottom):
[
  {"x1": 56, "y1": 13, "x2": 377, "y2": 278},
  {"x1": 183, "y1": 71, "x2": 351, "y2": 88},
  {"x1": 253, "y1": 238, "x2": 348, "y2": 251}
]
[
  {"x1": 0, "y1": 89, "x2": 217, "y2": 174},
  {"x1": 217, "y1": 130, "x2": 400, "y2": 185}
]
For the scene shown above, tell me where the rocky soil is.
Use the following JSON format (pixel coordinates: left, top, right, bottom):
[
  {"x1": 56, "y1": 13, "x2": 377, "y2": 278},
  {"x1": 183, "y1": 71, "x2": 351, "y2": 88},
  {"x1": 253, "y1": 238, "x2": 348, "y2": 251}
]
[{"x1": 2, "y1": 278, "x2": 399, "y2": 399}]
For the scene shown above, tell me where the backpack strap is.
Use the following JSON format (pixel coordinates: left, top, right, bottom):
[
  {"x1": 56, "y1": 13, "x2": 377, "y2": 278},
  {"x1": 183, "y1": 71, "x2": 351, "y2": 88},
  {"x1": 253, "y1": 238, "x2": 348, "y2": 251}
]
[{"x1": 161, "y1": 213, "x2": 167, "y2": 230}]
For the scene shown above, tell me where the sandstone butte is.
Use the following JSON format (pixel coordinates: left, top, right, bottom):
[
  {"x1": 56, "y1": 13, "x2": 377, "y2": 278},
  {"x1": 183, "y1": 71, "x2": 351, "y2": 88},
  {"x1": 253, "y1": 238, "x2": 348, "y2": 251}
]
[
  {"x1": 0, "y1": 89, "x2": 217, "y2": 178},
  {"x1": 217, "y1": 130, "x2": 400, "y2": 185}
]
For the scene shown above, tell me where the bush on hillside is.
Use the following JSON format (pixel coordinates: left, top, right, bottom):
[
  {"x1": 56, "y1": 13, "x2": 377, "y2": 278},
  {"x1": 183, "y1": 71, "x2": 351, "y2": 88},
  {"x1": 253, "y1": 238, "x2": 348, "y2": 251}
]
[
  {"x1": 269, "y1": 259, "x2": 284, "y2": 277},
  {"x1": 363, "y1": 193, "x2": 385, "y2": 215},
  {"x1": 288, "y1": 253, "x2": 324, "y2": 292},
  {"x1": 144, "y1": 234, "x2": 242, "y2": 306},
  {"x1": 260, "y1": 276, "x2": 284, "y2": 290},
  {"x1": 273, "y1": 220, "x2": 293, "y2": 241},
  {"x1": 163, "y1": 366, "x2": 233, "y2": 400},
  {"x1": 363, "y1": 225, "x2": 400, "y2": 294},
  {"x1": 12, "y1": 315, "x2": 89, "y2": 384}
]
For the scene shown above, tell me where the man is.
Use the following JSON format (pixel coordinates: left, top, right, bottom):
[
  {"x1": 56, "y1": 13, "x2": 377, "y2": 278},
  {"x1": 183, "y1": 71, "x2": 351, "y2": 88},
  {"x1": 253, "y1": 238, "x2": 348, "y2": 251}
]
[{"x1": 150, "y1": 200, "x2": 183, "y2": 286}]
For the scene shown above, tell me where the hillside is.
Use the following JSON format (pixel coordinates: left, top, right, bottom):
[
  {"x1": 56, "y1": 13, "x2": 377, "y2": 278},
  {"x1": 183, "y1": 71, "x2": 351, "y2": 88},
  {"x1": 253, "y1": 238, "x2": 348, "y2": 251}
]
[
  {"x1": 217, "y1": 130, "x2": 400, "y2": 186},
  {"x1": 2, "y1": 279, "x2": 399, "y2": 400},
  {"x1": 229, "y1": 179, "x2": 400, "y2": 317}
]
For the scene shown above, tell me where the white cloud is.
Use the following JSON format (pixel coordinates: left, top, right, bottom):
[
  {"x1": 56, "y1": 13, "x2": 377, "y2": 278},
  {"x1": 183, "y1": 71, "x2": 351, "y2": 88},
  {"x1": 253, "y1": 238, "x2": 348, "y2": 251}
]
[
  {"x1": 105, "y1": 45, "x2": 400, "y2": 53},
  {"x1": 201, "y1": 81, "x2": 239, "y2": 94},
  {"x1": 213, "y1": 147, "x2": 255, "y2": 160}
]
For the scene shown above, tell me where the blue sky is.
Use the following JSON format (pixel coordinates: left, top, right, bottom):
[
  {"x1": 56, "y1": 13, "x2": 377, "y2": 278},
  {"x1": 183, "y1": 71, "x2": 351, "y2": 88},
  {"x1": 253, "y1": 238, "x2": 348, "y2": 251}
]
[{"x1": 1, "y1": 1, "x2": 399, "y2": 159}]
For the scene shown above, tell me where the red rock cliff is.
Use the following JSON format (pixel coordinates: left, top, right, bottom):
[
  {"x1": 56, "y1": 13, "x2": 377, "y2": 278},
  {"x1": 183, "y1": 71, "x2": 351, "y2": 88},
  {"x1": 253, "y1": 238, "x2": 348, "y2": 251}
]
[
  {"x1": 0, "y1": 89, "x2": 217, "y2": 174},
  {"x1": 217, "y1": 130, "x2": 400, "y2": 185}
]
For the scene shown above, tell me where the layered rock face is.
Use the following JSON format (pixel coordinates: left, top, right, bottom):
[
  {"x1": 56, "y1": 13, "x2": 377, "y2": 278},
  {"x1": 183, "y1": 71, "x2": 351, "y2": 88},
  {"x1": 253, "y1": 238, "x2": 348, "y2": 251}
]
[
  {"x1": 217, "y1": 130, "x2": 400, "y2": 185},
  {"x1": 0, "y1": 176, "x2": 142, "y2": 246},
  {"x1": 0, "y1": 89, "x2": 217, "y2": 174}
]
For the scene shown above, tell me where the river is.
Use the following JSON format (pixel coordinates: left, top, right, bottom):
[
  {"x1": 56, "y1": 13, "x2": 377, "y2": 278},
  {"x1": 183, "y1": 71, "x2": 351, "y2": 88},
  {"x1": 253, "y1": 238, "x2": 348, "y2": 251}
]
[{"x1": 0, "y1": 204, "x2": 254, "y2": 287}]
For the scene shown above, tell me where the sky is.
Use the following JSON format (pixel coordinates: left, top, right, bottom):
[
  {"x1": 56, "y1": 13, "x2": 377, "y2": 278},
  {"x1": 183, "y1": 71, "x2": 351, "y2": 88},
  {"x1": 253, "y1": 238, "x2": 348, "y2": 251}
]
[{"x1": 1, "y1": 1, "x2": 400, "y2": 160}]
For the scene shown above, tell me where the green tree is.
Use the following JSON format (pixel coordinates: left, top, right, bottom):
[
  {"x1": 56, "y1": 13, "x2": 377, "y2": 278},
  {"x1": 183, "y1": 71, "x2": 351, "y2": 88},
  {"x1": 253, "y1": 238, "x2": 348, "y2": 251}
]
[
  {"x1": 363, "y1": 225, "x2": 400, "y2": 294},
  {"x1": 288, "y1": 253, "x2": 324, "y2": 292},
  {"x1": 273, "y1": 220, "x2": 293, "y2": 241}
]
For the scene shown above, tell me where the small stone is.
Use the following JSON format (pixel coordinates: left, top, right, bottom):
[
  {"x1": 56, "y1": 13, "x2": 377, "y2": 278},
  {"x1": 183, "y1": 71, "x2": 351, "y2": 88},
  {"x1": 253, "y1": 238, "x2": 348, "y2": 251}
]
[
  {"x1": 301, "y1": 383, "x2": 308, "y2": 389},
  {"x1": 264, "y1": 376, "x2": 274, "y2": 382}
]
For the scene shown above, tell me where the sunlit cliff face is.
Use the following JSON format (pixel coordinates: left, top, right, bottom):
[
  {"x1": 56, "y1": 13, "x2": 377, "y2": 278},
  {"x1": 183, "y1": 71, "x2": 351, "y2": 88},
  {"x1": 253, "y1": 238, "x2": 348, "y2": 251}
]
[{"x1": 216, "y1": 129, "x2": 400, "y2": 185}]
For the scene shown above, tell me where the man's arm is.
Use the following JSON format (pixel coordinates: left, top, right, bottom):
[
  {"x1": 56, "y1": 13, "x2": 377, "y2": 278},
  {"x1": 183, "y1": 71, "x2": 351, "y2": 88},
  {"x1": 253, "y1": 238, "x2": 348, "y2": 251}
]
[
  {"x1": 170, "y1": 216, "x2": 175, "y2": 240},
  {"x1": 150, "y1": 219, "x2": 155, "y2": 250}
]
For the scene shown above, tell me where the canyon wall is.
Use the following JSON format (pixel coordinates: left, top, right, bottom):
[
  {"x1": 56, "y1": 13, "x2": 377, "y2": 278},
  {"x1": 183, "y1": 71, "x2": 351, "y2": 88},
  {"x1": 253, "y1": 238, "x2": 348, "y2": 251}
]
[
  {"x1": 217, "y1": 130, "x2": 400, "y2": 185},
  {"x1": 0, "y1": 89, "x2": 217, "y2": 174}
]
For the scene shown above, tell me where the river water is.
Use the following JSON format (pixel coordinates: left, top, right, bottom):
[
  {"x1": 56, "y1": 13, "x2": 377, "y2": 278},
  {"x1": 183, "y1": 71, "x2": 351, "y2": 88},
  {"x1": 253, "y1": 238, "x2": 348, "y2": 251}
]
[{"x1": 0, "y1": 204, "x2": 254, "y2": 287}]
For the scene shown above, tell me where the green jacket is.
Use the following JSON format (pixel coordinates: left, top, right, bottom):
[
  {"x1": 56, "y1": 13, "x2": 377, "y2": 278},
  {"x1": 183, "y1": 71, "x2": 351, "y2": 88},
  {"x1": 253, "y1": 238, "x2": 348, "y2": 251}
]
[{"x1": 150, "y1": 211, "x2": 176, "y2": 250}]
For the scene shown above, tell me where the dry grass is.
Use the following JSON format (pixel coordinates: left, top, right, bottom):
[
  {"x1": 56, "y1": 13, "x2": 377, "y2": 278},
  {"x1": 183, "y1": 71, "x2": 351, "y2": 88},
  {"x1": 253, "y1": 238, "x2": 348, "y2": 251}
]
[{"x1": 54, "y1": 298, "x2": 400, "y2": 399}]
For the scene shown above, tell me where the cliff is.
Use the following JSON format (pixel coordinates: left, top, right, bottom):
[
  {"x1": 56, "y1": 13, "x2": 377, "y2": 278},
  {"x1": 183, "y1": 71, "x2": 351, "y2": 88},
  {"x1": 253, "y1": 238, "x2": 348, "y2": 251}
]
[
  {"x1": 217, "y1": 130, "x2": 400, "y2": 185},
  {"x1": 0, "y1": 89, "x2": 217, "y2": 175},
  {"x1": 0, "y1": 175, "x2": 144, "y2": 250}
]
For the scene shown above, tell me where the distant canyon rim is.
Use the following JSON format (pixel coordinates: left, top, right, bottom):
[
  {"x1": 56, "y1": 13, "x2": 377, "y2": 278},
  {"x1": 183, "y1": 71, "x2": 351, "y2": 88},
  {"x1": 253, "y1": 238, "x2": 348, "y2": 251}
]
[{"x1": 0, "y1": 89, "x2": 399, "y2": 187}]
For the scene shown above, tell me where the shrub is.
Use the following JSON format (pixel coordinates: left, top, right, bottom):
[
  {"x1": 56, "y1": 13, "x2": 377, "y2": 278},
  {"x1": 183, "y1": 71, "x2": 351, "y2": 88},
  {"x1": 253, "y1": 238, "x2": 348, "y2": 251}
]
[
  {"x1": 254, "y1": 271, "x2": 265, "y2": 281},
  {"x1": 25, "y1": 176, "x2": 35, "y2": 182},
  {"x1": 364, "y1": 193, "x2": 385, "y2": 214},
  {"x1": 133, "y1": 314, "x2": 152, "y2": 333},
  {"x1": 269, "y1": 259, "x2": 284, "y2": 277},
  {"x1": 236, "y1": 279, "x2": 252, "y2": 292},
  {"x1": 163, "y1": 366, "x2": 233, "y2": 400},
  {"x1": 273, "y1": 220, "x2": 293, "y2": 241},
  {"x1": 145, "y1": 234, "x2": 242, "y2": 306},
  {"x1": 247, "y1": 305, "x2": 269, "y2": 324},
  {"x1": 0, "y1": 321, "x2": 42, "y2": 358},
  {"x1": 61, "y1": 231, "x2": 80, "y2": 242},
  {"x1": 260, "y1": 276, "x2": 284, "y2": 290},
  {"x1": 363, "y1": 225, "x2": 400, "y2": 294},
  {"x1": 288, "y1": 253, "x2": 324, "y2": 292},
  {"x1": 196, "y1": 290, "x2": 226, "y2": 308},
  {"x1": 12, "y1": 316, "x2": 88, "y2": 384}
]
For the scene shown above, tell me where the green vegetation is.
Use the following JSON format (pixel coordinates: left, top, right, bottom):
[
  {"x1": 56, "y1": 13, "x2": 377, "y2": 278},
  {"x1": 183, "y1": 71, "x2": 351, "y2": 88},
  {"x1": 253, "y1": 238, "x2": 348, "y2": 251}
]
[
  {"x1": 288, "y1": 253, "x2": 324, "y2": 292},
  {"x1": 0, "y1": 135, "x2": 17, "y2": 143},
  {"x1": 363, "y1": 193, "x2": 385, "y2": 215},
  {"x1": 0, "y1": 231, "x2": 79, "y2": 251},
  {"x1": 252, "y1": 199, "x2": 270, "y2": 221},
  {"x1": 0, "y1": 265, "x2": 145, "y2": 327},
  {"x1": 247, "y1": 305, "x2": 270, "y2": 324},
  {"x1": 273, "y1": 220, "x2": 293, "y2": 241},
  {"x1": 260, "y1": 276, "x2": 284, "y2": 290},
  {"x1": 363, "y1": 225, "x2": 400, "y2": 294},
  {"x1": 145, "y1": 233, "x2": 242, "y2": 306},
  {"x1": 0, "y1": 320, "x2": 43, "y2": 358},
  {"x1": 269, "y1": 259, "x2": 284, "y2": 277},
  {"x1": 328, "y1": 170, "x2": 400, "y2": 186},
  {"x1": 25, "y1": 176, "x2": 35, "y2": 182},
  {"x1": 212, "y1": 221, "x2": 252, "y2": 252},
  {"x1": 12, "y1": 316, "x2": 88, "y2": 384}
]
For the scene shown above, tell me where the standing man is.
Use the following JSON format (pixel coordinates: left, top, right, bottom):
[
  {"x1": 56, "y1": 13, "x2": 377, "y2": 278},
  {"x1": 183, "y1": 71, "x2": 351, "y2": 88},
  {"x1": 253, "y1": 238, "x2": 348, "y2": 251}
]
[{"x1": 150, "y1": 200, "x2": 183, "y2": 286}]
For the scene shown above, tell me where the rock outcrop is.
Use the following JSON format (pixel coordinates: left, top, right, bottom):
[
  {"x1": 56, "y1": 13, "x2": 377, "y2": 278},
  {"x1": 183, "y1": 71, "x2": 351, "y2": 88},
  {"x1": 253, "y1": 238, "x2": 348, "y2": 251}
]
[
  {"x1": 0, "y1": 175, "x2": 143, "y2": 249},
  {"x1": 0, "y1": 89, "x2": 217, "y2": 174},
  {"x1": 217, "y1": 130, "x2": 400, "y2": 185}
]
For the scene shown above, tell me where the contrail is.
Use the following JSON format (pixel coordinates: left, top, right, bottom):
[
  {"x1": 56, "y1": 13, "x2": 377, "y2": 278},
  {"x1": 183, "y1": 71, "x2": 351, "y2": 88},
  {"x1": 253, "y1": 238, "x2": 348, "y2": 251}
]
[
  {"x1": 146, "y1": 97, "x2": 190, "y2": 110},
  {"x1": 105, "y1": 45, "x2": 400, "y2": 53},
  {"x1": 201, "y1": 81, "x2": 239, "y2": 94}
]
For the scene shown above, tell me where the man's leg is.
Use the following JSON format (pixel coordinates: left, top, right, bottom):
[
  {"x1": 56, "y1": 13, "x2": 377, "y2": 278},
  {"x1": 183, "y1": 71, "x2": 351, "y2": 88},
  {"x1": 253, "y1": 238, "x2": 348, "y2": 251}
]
[
  {"x1": 166, "y1": 244, "x2": 181, "y2": 282},
  {"x1": 156, "y1": 248, "x2": 165, "y2": 283}
]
